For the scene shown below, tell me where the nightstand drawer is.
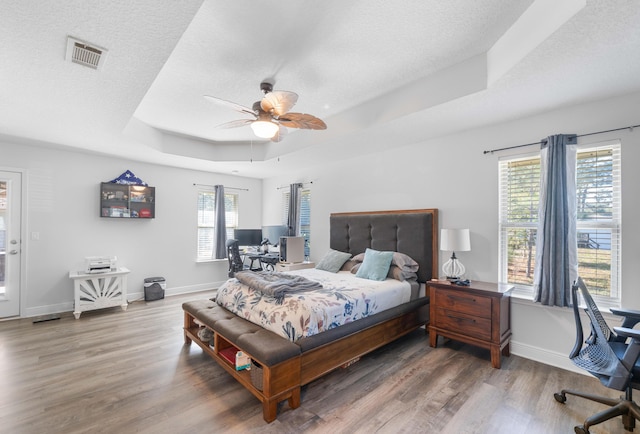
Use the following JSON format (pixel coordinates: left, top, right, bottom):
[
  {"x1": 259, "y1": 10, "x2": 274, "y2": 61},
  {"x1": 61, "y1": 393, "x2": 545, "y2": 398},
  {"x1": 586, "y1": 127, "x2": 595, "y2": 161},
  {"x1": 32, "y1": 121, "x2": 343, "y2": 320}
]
[
  {"x1": 434, "y1": 288, "x2": 491, "y2": 318},
  {"x1": 435, "y1": 307, "x2": 492, "y2": 341}
]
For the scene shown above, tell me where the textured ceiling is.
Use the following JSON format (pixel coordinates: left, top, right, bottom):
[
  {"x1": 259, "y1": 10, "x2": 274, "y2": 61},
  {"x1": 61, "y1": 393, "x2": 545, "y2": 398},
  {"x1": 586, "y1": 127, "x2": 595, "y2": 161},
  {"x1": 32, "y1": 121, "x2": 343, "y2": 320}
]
[{"x1": 2, "y1": 0, "x2": 640, "y2": 178}]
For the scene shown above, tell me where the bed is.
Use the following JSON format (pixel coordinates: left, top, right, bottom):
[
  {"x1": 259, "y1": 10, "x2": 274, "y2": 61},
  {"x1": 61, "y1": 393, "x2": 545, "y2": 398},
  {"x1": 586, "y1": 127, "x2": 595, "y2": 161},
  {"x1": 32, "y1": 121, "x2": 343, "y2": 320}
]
[{"x1": 183, "y1": 208, "x2": 438, "y2": 422}]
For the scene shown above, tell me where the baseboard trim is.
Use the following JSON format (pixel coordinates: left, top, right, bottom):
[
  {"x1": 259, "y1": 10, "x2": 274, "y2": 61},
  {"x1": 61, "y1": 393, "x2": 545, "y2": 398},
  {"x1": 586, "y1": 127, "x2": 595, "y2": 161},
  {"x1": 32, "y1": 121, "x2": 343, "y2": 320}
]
[
  {"x1": 21, "y1": 281, "x2": 225, "y2": 319},
  {"x1": 510, "y1": 340, "x2": 586, "y2": 375},
  {"x1": 127, "y1": 281, "x2": 224, "y2": 302},
  {"x1": 164, "y1": 281, "x2": 225, "y2": 297},
  {"x1": 25, "y1": 301, "x2": 74, "y2": 318}
]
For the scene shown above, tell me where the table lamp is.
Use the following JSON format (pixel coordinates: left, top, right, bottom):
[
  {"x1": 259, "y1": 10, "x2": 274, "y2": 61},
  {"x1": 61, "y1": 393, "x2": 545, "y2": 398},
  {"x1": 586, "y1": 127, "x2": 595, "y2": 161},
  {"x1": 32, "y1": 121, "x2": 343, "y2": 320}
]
[{"x1": 440, "y1": 228, "x2": 471, "y2": 279}]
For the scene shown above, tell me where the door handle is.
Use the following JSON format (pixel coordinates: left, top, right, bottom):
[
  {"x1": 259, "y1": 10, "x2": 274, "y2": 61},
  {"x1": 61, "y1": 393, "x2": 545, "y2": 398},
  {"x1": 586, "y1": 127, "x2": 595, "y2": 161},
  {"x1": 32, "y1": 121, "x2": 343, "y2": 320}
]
[{"x1": 9, "y1": 250, "x2": 18, "y2": 255}]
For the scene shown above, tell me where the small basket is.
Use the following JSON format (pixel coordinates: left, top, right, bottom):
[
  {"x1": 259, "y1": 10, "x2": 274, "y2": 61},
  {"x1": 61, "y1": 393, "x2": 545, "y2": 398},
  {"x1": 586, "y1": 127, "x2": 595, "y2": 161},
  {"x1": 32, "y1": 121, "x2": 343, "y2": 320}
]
[
  {"x1": 250, "y1": 360, "x2": 263, "y2": 391},
  {"x1": 197, "y1": 327, "x2": 213, "y2": 346}
]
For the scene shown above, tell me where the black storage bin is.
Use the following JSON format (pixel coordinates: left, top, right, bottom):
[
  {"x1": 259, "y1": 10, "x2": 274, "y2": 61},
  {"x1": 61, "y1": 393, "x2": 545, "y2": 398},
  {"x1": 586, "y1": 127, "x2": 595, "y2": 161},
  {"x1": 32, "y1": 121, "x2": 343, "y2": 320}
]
[{"x1": 144, "y1": 276, "x2": 166, "y2": 301}]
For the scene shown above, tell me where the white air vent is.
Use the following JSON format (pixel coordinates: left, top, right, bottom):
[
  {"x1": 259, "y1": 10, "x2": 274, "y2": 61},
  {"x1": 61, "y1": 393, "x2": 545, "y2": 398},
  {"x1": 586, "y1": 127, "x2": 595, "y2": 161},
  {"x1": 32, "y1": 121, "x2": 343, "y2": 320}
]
[{"x1": 66, "y1": 36, "x2": 108, "y2": 70}]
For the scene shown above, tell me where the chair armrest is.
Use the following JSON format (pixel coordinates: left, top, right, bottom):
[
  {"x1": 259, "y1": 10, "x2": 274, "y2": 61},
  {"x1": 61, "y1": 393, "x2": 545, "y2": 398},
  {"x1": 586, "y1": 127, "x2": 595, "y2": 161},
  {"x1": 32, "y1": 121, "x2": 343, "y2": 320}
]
[
  {"x1": 611, "y1": 308, "x2": 640, "y2": 318},
  {"x1": 611, "y1": 308, "x2": 640, "y2": 329},
  {"x1": 613, "y1": 326, "x2": 640, "y2": 341},
  {"x1": 614, "y1": 327, "x2": 640, "y2": 371}
]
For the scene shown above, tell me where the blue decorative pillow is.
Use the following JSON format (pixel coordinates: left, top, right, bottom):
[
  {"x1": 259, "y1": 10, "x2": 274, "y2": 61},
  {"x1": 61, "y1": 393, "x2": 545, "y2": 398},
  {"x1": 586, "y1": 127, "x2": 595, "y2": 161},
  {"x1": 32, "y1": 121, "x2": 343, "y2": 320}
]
[
  {"x1": 355, "y1": 248, "x2": 394, "y2": 281},
  {"x1": 315, "y1": 249, "x2": 352, "y2": 273},
  {"x1": 352, "y1": 251, "x2": 418, "y2": 272}
]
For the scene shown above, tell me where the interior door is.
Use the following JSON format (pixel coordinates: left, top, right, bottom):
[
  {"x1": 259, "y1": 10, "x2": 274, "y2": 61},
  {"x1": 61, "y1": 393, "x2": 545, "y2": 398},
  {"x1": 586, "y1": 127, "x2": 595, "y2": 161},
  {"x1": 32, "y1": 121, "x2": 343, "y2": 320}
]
[{"x1": 0, "y1": 171, "x2": 22, "y2": 318}]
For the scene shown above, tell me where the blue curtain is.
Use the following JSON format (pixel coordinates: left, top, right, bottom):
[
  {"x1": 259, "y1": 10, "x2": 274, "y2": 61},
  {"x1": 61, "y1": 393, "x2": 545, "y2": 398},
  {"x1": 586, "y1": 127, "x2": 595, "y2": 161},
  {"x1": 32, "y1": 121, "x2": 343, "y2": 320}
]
[
  {"x1": 287, "y1": 183, "x2": 303, "y2": 236},
  {"x1": 213, "y1": 185, "x2": 227, "y2": 259},
  {"x1": 533, "y1": 134, "x2": 578, "y2": 306}
]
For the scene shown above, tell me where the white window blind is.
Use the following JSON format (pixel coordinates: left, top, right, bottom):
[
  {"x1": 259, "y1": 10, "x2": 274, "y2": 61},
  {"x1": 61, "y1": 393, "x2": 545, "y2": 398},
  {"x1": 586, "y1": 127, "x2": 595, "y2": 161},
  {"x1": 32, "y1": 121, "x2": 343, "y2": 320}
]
[
  {"x1": 498, "y1": 155, "x2": 540, "y2": 287},
  {"x1": 498, "y1": 142, "x2": 621, "y2": 303},
  {"x1": 282, "y1": 188, "x2": 311, "y2": 257},
  {"x1": 575, "y1": 146, "x2": 621, "y2": 300},
  {"x1": 197, "y1": 191, "x2": 238, "y2": 261}
]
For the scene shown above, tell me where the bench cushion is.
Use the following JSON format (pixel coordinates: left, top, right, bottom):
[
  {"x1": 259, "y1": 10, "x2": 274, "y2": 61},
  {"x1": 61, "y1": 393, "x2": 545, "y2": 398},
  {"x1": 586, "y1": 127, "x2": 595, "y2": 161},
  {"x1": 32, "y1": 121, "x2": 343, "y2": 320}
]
[{"x1": 182, "y1": 299, "x2": 217, "y2": 316}]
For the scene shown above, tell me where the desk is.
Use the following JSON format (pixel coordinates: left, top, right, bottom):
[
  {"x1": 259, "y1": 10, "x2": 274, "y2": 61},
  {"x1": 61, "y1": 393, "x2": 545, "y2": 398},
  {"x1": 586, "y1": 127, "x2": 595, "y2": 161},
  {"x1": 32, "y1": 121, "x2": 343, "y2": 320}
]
[
  {"x1": 246, "y1": 253, "x2": 280, "y2": 271},
  {"x1": 69, "y1": 267, "x2": 130, "y2": 319}
]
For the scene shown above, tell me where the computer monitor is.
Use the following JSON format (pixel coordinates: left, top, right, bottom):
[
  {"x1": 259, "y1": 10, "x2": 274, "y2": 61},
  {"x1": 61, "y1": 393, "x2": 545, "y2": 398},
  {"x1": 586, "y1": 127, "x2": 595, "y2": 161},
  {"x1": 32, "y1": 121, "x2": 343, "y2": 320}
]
[
  {"x1": 261, "y1": 225, "x2": 289, "y2": 246},
  {"x1": 233, "y1": 229, "x2": 263, "y2": 248}
]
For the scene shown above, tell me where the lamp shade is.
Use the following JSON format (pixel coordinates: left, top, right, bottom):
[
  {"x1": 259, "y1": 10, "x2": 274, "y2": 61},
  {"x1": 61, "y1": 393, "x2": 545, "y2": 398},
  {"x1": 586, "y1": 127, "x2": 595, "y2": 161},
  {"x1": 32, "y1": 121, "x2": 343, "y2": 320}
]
[{"x1": 440, "y1": 228, "x2": 471, "y2": 252}]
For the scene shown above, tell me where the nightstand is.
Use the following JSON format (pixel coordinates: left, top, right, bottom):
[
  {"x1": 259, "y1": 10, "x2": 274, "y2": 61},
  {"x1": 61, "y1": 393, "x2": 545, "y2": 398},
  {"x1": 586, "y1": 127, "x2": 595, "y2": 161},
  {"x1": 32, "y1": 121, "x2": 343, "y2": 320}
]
[
  {"x1": 275, "y1": 262, "x2": 315, "y2": 272},
  {"x1": 427, "y1": 280, "x2": 513, "y2": 368}
]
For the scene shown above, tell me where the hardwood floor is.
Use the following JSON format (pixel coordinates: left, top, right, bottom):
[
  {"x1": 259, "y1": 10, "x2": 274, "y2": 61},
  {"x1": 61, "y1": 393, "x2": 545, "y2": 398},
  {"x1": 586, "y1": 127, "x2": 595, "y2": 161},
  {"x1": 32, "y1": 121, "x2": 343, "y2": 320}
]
[{"x1": 0, "y1": 291, "x2": 628, "y2": 433}]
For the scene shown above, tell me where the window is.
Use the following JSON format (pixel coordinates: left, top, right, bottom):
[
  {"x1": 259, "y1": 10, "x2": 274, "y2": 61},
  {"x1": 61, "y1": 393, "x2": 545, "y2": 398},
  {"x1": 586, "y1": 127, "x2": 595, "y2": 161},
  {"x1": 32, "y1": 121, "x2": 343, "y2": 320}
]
[
  {"x1": 499, "y1": 142, "x2": 621, "y2": 304},
  {"x1": 197, "y1": 191, "x2": 238, "y2": 261},
  {"x1": 282, "y1": 188, "x2": 311, "y2": 258}
]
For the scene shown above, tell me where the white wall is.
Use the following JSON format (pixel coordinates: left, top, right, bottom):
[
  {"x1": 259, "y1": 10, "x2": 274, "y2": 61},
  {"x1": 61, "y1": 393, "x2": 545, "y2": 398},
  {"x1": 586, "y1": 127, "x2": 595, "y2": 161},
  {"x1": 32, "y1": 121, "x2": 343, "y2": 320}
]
[
  {"x1": 261, "y1": 90, "x2": 640, "y2": 372},
  {"x1": 0, "y1": 141, "x2": 263, "y2": 317}
]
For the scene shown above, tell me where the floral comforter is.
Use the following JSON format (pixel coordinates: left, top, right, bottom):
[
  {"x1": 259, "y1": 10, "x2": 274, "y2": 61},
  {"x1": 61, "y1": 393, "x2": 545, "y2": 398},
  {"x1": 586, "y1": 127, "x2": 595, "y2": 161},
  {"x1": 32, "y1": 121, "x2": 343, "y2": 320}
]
[{"x1": 215, "y1": 268, "x2": 411, "y2": 342}]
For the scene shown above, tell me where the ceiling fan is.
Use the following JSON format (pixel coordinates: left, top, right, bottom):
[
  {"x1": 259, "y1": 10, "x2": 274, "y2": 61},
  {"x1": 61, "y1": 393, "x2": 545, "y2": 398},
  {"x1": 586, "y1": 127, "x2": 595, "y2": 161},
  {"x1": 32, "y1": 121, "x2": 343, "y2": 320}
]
[{"x1": 204, "y1": 81, "x2": 327, "y2": 142}]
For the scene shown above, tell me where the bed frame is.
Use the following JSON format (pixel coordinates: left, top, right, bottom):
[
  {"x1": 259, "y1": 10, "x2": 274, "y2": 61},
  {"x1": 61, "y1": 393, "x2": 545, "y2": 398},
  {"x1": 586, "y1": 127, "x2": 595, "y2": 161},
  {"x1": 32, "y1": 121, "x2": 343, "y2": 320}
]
[{"x1": 183, "y1": 209, "x2": 438, "y2": 422}]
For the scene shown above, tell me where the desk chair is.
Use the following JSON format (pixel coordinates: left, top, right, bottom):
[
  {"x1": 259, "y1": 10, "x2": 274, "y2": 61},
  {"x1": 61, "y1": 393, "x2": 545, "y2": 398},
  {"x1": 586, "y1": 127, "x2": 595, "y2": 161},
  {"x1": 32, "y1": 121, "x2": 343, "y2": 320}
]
[
  {"x1": 226, "y1": 239, "x2": 245, "y2": 277},
  {"x1": 554, "y1": 277, "x2": 640, "y2": 433}
]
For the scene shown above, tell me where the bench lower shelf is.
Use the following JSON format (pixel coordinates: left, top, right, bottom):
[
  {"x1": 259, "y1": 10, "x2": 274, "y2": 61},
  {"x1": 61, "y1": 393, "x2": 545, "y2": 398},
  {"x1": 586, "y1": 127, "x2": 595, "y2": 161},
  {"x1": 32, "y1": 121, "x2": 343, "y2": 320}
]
[{"x1": 183, "y1": 315, "x2": 301, "y2": 423}]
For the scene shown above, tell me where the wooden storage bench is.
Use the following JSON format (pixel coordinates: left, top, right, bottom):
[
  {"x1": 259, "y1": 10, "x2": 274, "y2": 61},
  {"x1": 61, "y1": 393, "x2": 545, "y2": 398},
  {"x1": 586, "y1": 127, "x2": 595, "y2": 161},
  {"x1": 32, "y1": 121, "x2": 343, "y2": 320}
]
[
  {"x1": 182, "y1": 300, "x2": 302, "y2": 422},
  {"x1": 183, "y1": 297, "x2": 430, "y2": 422}
]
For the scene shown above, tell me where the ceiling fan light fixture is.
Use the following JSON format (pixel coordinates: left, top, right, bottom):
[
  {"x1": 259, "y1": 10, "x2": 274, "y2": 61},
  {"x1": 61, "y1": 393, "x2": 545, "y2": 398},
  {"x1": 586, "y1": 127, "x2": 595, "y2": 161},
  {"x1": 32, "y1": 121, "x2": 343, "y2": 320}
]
[
  {"x1": 251, "y1": 120, "x2": 279, "y2": 138},
  {"x1": 207, "y1": 81, "x2": 325, "y2": 141}
]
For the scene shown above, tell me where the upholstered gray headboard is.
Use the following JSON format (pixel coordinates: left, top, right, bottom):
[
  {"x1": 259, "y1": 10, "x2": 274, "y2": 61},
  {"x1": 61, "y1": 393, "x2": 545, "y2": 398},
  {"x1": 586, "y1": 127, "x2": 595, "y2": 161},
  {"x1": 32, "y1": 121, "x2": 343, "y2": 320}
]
[{"x1": 329, "y1": 209, "x2": 438, "y2": 283}]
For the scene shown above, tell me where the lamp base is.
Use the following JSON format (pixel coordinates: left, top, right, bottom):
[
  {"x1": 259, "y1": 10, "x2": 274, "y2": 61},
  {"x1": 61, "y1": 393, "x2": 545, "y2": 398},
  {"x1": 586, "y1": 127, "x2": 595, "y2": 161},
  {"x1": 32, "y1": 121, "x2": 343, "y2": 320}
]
[{"x1": 442, "y1": 254, "x2": 465, "y2": 281}]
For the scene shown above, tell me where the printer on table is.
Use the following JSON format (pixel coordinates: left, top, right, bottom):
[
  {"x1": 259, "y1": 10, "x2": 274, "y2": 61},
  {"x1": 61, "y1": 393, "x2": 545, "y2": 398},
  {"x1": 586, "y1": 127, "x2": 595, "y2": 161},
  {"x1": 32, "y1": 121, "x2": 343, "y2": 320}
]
[{"x1": 85, "y1": 256, "x2": 117, "y2": 273}]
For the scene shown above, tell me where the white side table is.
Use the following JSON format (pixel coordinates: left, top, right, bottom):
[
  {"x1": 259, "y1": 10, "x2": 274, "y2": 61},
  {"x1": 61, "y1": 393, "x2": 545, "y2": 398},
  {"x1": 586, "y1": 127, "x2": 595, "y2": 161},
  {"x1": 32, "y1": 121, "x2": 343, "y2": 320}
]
[{"x1": 69, "y1": 267, "x2": 130, "y2": 319}]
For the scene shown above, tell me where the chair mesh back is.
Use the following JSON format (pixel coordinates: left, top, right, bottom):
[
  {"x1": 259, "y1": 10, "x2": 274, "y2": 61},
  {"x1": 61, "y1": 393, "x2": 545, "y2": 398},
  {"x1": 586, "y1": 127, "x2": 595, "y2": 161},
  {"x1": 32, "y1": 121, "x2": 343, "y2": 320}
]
[
  {"x1": 579, "y1": 279, "x2": 613, "y2": 342},
  {"x1": 571, "y1": 277, "x2": 630, "y2": 390},
  {"x1": 226, "y1": 239, "x2": 243, "y2": 277}
]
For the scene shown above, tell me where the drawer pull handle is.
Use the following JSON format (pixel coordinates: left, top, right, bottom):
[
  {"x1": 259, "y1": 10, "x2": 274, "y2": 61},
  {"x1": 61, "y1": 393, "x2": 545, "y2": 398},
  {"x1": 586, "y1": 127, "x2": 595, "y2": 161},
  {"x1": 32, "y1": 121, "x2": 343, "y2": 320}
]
[
  {"x1": 447, "y1": 314, "x2": 476, "y2": 323},
  {"x1": 447, "y1": 295, "x2": 477, "y2": 303}
]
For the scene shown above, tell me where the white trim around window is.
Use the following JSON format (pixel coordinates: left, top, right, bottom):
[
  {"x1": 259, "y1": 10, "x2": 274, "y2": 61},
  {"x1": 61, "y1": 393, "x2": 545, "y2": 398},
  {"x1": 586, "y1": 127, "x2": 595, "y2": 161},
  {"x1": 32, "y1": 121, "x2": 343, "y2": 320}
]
[
  {"x1": 196, "y1": 190, "x2": 238, "y2": 262},
  {"x1": 498, "y1": 140, "x2": 621, "y2": 308}
]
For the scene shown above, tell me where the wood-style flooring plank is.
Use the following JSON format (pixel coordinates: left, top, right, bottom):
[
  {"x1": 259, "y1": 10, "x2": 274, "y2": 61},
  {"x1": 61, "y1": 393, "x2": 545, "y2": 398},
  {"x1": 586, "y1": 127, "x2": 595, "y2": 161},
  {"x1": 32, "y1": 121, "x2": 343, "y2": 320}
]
[{"x1": 0, "y1": 291, "x2": 629, "y2": 433}]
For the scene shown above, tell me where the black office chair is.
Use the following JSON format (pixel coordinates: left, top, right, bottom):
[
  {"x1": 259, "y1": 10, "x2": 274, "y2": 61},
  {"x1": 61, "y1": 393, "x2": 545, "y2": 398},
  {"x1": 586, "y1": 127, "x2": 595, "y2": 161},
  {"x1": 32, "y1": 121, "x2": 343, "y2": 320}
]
[
  {"x1": 226, "y1": 239, "x2": 245, "y2": 277},
  {"x1": 555, "y1": 277, "x2": 640, "y2": 433}
]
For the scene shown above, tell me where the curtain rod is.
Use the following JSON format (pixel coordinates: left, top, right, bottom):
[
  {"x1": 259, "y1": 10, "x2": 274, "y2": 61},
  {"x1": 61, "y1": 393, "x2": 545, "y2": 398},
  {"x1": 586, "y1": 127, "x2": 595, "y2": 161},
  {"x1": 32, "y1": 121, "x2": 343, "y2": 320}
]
[
  {"x1": 192, "y1": 183, "x2": 249, "y2": 191},
  {"x1": 483, "y1": 123, "x2": 639, "y2": 155},
  {"x1": 277, "y1": 181, "x2": 314, "y2": 190}
]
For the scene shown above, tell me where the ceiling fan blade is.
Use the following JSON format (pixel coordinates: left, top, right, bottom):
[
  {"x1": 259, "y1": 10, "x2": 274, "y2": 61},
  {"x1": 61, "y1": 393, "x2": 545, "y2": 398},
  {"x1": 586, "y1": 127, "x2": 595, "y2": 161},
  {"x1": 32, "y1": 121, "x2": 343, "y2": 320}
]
[
  {"x1": 278, "y1": 112, "x2": 327, "y2": 130},
  {"x1": 216, "y1": 119, "x2": 255, "y2": 129},
  {"x1": 271, "y1": 125, "x2": 288, "y2": 142},
  {"x1": 261, "y1": 91, "x2": 298, "y2": 117},
  {"x1": 204, "y1": 95, "x2": 256, "y2": 117}
]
